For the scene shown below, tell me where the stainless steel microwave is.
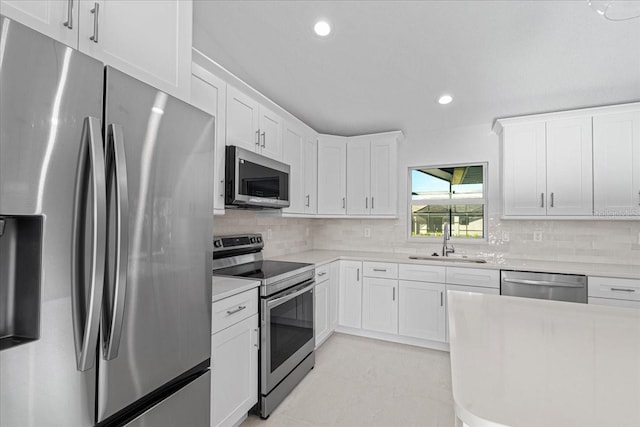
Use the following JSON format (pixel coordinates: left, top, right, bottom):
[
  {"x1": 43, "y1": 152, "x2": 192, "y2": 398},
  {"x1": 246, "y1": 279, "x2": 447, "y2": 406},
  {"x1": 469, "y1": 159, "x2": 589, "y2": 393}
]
[{"x1": 225, "y1": 145, "x2": 290, "y2": 209}]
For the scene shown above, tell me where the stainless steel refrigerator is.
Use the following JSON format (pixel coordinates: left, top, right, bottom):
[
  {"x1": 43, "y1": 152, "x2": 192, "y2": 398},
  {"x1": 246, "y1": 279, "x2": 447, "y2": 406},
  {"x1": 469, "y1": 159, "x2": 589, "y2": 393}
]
[{"x1": 0, "y1": 16, "x2": 214, "y2": 426}]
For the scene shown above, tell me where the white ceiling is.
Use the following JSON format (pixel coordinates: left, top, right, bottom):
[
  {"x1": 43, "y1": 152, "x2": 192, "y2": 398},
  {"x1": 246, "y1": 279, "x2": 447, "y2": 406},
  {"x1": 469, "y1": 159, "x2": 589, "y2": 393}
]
[{"x1": 193, "y1": 1, "x2": 640, "y2": 138}]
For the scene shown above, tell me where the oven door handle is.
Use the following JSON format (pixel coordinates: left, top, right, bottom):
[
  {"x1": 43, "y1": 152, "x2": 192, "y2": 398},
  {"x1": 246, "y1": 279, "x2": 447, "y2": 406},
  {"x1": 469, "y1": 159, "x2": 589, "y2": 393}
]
[{"x1": 267, "y1": 281, "x2": 315, "y2": 309}]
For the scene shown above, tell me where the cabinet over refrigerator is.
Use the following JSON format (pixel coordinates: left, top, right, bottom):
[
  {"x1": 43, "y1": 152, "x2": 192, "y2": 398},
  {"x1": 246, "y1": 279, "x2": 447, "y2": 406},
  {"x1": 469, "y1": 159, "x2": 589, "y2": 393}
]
[{"x1": 0, "y1": 16, "x2": 214, "y2": 427}]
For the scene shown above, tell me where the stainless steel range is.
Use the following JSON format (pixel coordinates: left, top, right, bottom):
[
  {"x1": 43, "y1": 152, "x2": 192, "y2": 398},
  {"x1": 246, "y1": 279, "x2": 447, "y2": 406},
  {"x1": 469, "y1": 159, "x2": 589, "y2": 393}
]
[{"x1": 212, "y1": 234, "x2": 315, "y2": 419}]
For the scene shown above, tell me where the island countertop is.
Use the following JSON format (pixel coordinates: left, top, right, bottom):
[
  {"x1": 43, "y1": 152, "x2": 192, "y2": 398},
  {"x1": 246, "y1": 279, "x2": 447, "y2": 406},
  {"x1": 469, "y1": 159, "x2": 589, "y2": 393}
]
[{"x1": 447, "y1": 291, "x2": 640, "y2": 427}]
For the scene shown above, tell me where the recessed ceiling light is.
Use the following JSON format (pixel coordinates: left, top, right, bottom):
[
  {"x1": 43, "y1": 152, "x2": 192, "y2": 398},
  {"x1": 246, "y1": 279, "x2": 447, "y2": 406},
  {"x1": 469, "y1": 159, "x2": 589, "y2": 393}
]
[
  {"x1": 314, "y1": 20, "x2": 331, "y2": 37},
  {"x1": 438, "y1": 94, "x2": 453, "y2": 105}
]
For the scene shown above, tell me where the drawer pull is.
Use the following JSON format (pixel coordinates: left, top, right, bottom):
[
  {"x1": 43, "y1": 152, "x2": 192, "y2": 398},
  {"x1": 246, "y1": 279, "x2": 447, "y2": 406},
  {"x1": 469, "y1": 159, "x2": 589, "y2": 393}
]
[
  {"x1": 226, "y1": 305, "x2": 247, "y2": 315},
  {"x1": 373, "y1": 268, "x2": 387, "y2": 272},
  {"x1": 610, "y1": 288, "x2": 636, "y2": 293},
  {"x1": 317, "y1": 272, "x2": 327, "y2": 277}
]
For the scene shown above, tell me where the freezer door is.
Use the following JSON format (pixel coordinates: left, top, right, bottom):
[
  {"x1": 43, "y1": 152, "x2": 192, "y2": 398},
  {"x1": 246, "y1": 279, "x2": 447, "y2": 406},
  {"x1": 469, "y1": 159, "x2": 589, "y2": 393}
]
[
  {"x1": 98, "y1": 67, "x2": 214, "y2": 422},
  {"x1": 0, "y1": 16, "x2": 104, "y2": 427},
  {"x1": 125, "y1": 371, "x2": 211, "y2": 427}
]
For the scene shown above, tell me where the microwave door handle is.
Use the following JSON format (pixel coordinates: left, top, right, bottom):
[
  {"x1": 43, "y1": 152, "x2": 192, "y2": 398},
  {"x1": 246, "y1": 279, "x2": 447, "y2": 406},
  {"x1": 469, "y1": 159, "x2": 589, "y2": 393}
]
[
  {"x1": 71, "y1": 117, "x2": 106, "y2": 372},
  {"x1": 267, "y1": 282, "x2": 315, "y2": 309},
  {"x1": 103, "y1": 124, "x2": 129, "y2": 361}
]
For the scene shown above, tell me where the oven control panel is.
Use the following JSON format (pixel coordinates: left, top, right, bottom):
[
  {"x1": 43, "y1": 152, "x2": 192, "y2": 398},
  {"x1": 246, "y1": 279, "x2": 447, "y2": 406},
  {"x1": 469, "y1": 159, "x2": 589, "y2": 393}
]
[{"x1": 213, "y1": 233, "x2": 264, "y2": 256}]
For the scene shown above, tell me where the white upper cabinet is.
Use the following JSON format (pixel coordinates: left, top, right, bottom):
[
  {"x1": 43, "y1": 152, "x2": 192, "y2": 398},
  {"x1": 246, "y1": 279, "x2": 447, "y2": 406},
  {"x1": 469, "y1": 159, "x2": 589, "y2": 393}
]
[
  {"x1": 497, "y1": 103, "x2": 640, "y2": 218},
  {"x1": 318, "y1": 135, "x2": 348, "y2": 215},
  {"x1": 545, "y1": 117, "x2": 593, "y2": 215},
  {"x1": 346, "y1": 137, "x2": 370, "y2": 215},
  {"x1": 1, "y1": 0, "x2": 78, "y2": 48},
  {"x1": 320, "y1": 131, "x2": 401, "y2": 217},
  {"x1": 226, "y1": 84, "x2": 282, "y2": 161},
  {"x1": 1, "y1": 0, "x2": 193, "y2": 100},
  {"x1": 190, "y1": 62, "x2": 226, "y2": 215},
  {"x1": 283, "y1": 122, "x2": 318, "y2": 215},
  {"x1": 226, "y1": 85, "x2": 261, "y2": 152},
  {"x1": 593, "y1": 110, "x2": 640, "y2": 216},
  {"x1": 78, "y1": 0, "x2": 192, "y2": 101},
  {"x1": 502, "y1": 123, "x2": 547, "y2": 216}
]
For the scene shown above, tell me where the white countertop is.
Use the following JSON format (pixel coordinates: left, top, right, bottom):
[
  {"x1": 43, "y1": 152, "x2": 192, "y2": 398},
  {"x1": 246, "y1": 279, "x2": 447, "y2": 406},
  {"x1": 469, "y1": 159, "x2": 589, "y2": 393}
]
[
  {"x1": 269, "y1": 249, "x2": 640, "y2": 279},
  {"x1": 212, "y1": 276, "x2": 260, "y2": 302},
  {"x1": 447, "y1": 291, "x2": 640, "y2": 427}
]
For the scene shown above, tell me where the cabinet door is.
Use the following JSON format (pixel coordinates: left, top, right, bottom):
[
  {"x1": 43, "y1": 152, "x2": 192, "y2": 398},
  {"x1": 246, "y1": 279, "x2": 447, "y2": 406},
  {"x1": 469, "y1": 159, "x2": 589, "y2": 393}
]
[
  {"x1": 346, "y1": 138, "x2": 371, "y2": 215},
  {"x1": 502, "y1": 123, "x2": 547, "y2": 215},
  {"x1": 258, "y1": 105, "x2": 283, "y2": 160},
  {"x1": 398, "y1": 280, "x2": 446, "y2": 342},
  {"x1": 546, "y1": 117, "x2": 593, "y2": 215},
  {"x1": 370, "y1": 138, "x2": 397, "y2": 215},
  {"x1": 593, "y1": 111, "x2": 640, "y2": 216},
  {"x1": 362, "y1": 278, "x2": 398, "y2": 334},
  {"x1": 314, "y1": 281, "x2": 330, "y2": 347},
  {"x1": 226, "y1": 84, "x2": 260, "y2": 152},
  {"x1": 78, "y1": 0, "x2": 192, "y2": 101},
  {"x1": 329, "y1": 262, "x2": 340, "y2": 330},
  {"x1": 303, "y1": 136, "x2": 318, "y2": 214},
  {"x1": 282, "y1": 122, "x2": 305, "y2": 214},
  {"x1": 190, "y1": 64, "x2": 226, "y2": 214},
  {"x1": 1, "y1": 0, "x2": 78, "y2": 48},
  {"x1": 317, "y1": 136, "x2": 347, "y2": 215},
  {"x1": 338, "y1": 261, "x2": 362, "y2": 328},
  {"x1": 211, "y1": 314, "x2": 258, "y2": 427}
]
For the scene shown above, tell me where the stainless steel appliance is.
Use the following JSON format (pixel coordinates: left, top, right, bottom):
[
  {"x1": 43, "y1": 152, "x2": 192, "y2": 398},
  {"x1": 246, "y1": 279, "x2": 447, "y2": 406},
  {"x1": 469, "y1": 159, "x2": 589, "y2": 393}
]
[
  {"x1": 501, "y1": 270, "x2": 587, "y2": 303},
  {"x1": 225, "y1": 145, "x2": 290, "y2": 209},
  {"x1": 211, "y1": 234, "x2": 315, "y2": 418},
  {"x1": 0, "y1": 16, "x2": 214, "y2": 426}
]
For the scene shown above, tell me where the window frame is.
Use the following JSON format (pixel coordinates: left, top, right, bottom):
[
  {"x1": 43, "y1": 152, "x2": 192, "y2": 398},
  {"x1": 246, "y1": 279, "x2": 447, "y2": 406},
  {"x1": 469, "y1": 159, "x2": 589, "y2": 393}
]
[{"x1": 407, "y1": 162, "x2": 488, "y2": 242}]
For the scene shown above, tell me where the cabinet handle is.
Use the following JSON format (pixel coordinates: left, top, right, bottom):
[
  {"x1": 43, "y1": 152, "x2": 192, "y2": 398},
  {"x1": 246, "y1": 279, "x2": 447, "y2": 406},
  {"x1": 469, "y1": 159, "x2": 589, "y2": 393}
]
[
  {"x1": 365, "y1": 197, "x2": 368, "y2": 209},
  {"x1": 356, "y1": 268, "x2": 360, "y2": 282},
  {"x1": 638, "y1": 190, "x2": 640, "y2": 206},
  {"x1": 373, "y1": 268, "x2": 387, "y2": 272},
  {"x1": 261, "y1": 131, "x2": 266, "y2": 148},
  {"x1": 253, "y1": 328, "x2": 259, "y2": 349},
  {"x1": 255, "y1": 130, "x2": 260, "y2": 146},
  {"x1": 372, "y1": 197, "x2": 374, "y2": 210},
  {"x1": 440, "y1": 292, "x2": 443, "y2": 307},
  {"x1": 342, "y1": 197, "x2": 346, "y2": 209},
  {"x1": 226, "y1": 305, "x2": 246, "y2": 315},
  {"x1": 610, "y1": 288, "x2": 636, "y2": 293},
  {"x1": 540, "y1": 193, "x2": 544, "y2": 208},
  {"x1": 550, "y1": 192, "x2": 554, "y2": 208},
  {"x1": 306, "y1": 194, "x2": 310, "y2": 207},
  {"x1": 89, "y1": 3, "x2": 99, "y2": 43},
  {"x1": 392, "y1": 288, "x2": 395, "y2": 301},
  {"x1": 317, "y1": 271, "x2": 327, "y2": 277},
  {"x1": 63, "y1": 0, "x2": 73, "y2": 29}
]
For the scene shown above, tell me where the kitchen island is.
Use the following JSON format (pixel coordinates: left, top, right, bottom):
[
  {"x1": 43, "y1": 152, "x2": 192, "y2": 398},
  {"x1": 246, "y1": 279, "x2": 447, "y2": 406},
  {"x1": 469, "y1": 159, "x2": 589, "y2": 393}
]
[{"x1": 447, "y1": 291, "x2": 640, "y2": 427}]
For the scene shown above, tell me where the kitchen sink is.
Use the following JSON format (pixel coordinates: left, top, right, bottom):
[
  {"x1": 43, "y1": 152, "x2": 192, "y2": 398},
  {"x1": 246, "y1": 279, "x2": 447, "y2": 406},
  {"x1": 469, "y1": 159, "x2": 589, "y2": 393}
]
[{"x1": 408, "y1": 255, "x2": 487, "y2": 264}]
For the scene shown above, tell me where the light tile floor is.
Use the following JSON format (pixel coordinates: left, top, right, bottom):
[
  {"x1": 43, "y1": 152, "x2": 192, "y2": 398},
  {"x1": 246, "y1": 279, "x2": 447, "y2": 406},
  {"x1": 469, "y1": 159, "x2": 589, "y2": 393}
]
[{"x1": 242, "y1": 333, "x2": 455, "y2": 427}]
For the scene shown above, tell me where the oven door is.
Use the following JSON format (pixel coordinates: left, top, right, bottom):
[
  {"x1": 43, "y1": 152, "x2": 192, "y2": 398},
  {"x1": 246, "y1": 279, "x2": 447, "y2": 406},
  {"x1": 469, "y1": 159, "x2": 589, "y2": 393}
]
[{"x1": 261, "y1": 279, "x2": 315, "y2": 394}]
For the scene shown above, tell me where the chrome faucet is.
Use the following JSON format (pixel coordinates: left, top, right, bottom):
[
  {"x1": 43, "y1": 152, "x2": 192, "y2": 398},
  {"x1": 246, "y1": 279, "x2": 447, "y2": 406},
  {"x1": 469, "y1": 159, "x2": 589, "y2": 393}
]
[{"x1": 442, "y1": 222, "x2": 455, "y2": 257}]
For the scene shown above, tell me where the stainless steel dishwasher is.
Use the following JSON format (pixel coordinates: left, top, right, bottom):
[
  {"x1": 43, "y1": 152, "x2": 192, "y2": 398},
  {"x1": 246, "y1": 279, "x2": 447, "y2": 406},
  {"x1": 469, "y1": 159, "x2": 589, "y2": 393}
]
[{"x1": 501, "y1": 270, "x2": 587, "y2": 303}]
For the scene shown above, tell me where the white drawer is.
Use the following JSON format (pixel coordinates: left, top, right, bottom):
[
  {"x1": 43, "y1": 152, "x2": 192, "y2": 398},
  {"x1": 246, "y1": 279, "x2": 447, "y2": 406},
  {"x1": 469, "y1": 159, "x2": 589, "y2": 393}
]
[
  {"x1": 315, "y1": 264, "x2": 330, "y2": 283},
  {"x1": 363, "y1": 262, "x2": 398, "y2": 279},
  {"x1": 588, "y1": 277, "x2": 640, "y2": 302},
  {"x1": 212, "y1": 287, "x2": 259, "y2": 334},
  {"x1": 446, "y1": 267, "x2": 500, "y2": 289},
  {"x1": 398, "y1": 264, "x2": 446, "y2": 283}
]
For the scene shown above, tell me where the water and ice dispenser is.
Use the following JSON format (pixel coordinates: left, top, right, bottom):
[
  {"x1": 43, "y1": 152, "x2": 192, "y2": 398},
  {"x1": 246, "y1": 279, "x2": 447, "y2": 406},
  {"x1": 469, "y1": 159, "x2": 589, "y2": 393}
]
[{"x1": 0, "y1": 215, "x2": 43, "y2": 351}]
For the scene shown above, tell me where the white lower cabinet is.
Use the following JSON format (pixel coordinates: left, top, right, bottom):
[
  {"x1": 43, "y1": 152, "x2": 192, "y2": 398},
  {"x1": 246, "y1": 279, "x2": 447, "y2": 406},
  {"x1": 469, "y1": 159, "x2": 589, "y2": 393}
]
[
  {"x1": 315, "y1": 280, "x2": 330, "y2": 346},
  {"x1": 211, "y1": 290, "x2": 259, "y2": 427},
  {"x1": 315, "y1": 262, "x2": 340, "y2": 347},
  {"x1": 588, "y1": 276, "x2": 640, "y2": 310},
  {"x1": 362, "y1": 277, "x2": 398, "y2": 334},
  {"x1": 398, "y1": 280, "x2": 446, "y2": 342},
  {"x1": 339, "y1": 261, "x2": 363, "y2": 328}
]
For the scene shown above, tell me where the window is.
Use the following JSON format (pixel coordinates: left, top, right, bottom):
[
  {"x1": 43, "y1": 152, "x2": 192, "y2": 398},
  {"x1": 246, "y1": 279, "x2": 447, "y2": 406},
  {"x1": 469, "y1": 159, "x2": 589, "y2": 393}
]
[{"x1": 409, "y1": 164, "x2": 486, "y2": 240}]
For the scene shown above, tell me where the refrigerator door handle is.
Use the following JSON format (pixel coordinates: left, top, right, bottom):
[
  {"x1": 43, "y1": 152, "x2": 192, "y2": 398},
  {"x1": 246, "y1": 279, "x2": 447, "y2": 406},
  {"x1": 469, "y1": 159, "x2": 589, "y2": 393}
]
[
  {"x1": 71, "y1": 116, "x2": 107, "y2": 372},
  {"x1": 103, "y1": 123, "x2": 129, "y2": 360}
]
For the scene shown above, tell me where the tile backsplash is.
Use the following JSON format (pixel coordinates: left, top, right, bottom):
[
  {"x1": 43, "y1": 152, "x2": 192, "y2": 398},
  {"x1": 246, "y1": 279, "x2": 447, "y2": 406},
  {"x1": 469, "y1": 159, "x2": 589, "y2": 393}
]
[{"x1": 216, "y1": 211, "x2": 639, "y2": 266}]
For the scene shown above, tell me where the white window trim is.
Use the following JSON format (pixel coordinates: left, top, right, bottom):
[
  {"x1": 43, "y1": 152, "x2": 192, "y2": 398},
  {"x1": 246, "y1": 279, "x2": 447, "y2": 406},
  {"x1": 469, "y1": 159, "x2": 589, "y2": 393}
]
[{"x1": 407, "y1": 162, "x2": 488, "y2": 243}]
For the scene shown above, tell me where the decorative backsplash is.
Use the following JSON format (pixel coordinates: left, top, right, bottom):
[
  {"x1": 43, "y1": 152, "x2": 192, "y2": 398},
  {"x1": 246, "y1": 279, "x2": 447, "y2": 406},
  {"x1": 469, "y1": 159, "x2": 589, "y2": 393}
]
[{"x1": 215, "y1": 211, "x2": 640, "y2": 266}]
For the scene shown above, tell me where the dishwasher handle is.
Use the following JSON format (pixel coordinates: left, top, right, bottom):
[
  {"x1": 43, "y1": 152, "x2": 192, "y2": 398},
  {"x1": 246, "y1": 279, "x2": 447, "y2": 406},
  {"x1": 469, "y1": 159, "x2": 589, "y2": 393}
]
[{"x1": 502, "y1": 278, "x2": 585, "y2": 289}]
